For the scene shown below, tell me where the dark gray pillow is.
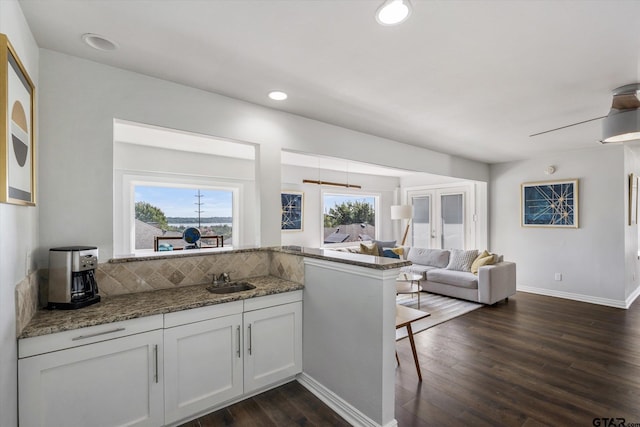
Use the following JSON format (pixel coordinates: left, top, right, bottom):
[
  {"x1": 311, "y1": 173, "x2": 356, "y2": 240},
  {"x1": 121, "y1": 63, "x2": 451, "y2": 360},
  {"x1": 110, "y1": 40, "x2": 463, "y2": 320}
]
[{"x1": 372, "y1": 240, "x2": 396, "y2": 256}]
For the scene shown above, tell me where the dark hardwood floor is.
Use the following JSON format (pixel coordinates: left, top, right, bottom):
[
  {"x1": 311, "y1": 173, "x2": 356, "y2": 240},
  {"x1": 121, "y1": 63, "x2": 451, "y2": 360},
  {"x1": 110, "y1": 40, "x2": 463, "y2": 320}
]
[{"x1": 183, "y1": 292, "x2": 640, "y2": 426}]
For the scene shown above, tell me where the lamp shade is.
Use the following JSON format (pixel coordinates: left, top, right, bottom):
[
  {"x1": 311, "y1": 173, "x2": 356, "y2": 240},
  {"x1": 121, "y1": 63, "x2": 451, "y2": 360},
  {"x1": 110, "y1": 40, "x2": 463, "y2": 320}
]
[
  {"x1": 391, "y1": 204, "x2": 412, "y2": 220},
  {"x1": 602, "y1": 108, "x2": 640, "y2": 143}
]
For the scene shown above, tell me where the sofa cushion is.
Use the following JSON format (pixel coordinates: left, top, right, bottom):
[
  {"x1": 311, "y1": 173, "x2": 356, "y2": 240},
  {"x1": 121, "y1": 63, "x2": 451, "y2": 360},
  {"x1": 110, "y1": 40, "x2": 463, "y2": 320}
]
[
  {"x1": 373, "y1": 239, "x2": 396, "y2": 256},
  {"x1": 400, "y1": 264, "x2": 438, "y2": 279},
  {"x1": 446, "y1": 249, "x2": 479, "y2": 272},
  {"x1": 427, "y1": 269, "x2": 478, "y2": 289},
  {"x1": 407, "y1": 248, "x2": 450, "y2": 268}
]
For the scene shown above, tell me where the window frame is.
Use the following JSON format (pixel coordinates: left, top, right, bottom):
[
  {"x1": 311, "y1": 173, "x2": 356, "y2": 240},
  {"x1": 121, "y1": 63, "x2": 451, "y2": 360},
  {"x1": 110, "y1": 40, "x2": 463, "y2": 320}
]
[
  {"x1": 114, "y1": 170, "x2": 241, "y2": 257},
  {"x1": 320, "y1": 190, "x2": 380, "y2": 248}
]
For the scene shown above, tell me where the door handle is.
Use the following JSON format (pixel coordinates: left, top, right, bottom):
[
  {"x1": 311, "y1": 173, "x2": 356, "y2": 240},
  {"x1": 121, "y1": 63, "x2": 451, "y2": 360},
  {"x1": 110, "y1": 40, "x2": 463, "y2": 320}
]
[
  {"x1": 248, "y1": 324, "x2": 252, "y2": 355},
  {"x1": 72, "y1": 327, "x2": 125, "y2": 341},
  {"x1": 236, "y1": 325, "x2": 241, "y2": 358},
  {"x1": 153, "y1": 344, "x2": 158, "y2": 383}
]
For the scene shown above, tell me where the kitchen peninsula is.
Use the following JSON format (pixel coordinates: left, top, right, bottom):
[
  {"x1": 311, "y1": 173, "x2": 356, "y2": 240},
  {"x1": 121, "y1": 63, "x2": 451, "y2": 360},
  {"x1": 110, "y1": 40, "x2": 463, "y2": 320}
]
[{"x1": 17, "y1": 247, "x2": 409, "y2": 427}]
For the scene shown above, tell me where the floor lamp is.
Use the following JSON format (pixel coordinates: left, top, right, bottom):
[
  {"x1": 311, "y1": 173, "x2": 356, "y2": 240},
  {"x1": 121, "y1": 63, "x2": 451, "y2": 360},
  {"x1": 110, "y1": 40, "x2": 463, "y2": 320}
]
[{"x1": 391, "y1": 205, "x2": 413, "y2": 246}]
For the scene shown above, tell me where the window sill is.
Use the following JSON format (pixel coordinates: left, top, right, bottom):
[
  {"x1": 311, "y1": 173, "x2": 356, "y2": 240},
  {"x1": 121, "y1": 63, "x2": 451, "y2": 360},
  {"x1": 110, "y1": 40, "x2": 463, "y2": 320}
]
[{"x1": 110, "y1": 246, "x2": 239, "y2": 263}]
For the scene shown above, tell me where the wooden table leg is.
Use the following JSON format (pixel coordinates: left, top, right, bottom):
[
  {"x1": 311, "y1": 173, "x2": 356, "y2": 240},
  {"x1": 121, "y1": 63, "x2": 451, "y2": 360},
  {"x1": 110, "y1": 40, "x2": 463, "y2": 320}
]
[{"x1": 406, "y1": 323, "x2": 422, "y2": 381}]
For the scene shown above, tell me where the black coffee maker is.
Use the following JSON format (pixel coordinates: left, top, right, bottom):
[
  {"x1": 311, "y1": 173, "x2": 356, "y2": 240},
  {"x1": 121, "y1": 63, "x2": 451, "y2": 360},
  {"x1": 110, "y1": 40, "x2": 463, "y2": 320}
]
[{"x1": 48, "y1": 246, "x2": 101, "y2": 310}]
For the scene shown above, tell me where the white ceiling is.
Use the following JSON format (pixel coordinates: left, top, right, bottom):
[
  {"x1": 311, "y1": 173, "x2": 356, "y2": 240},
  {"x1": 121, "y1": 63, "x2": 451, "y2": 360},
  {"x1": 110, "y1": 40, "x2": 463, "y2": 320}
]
[{"x1": 19, "y1": 0, "x2": 640, "y2": 164}]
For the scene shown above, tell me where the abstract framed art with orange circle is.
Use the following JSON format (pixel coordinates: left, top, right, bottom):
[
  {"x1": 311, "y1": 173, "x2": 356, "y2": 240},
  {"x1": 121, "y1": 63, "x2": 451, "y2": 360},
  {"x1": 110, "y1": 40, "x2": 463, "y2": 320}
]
[{"x1": 1, "y1": 33, "x2": 35, "y2": 206}]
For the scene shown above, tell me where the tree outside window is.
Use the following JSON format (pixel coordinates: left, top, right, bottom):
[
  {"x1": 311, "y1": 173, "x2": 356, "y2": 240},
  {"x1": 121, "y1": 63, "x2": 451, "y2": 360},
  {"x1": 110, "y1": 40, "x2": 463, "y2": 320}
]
[{"x1": 323, "y1": 194, "x2": 376, "y2": 244}]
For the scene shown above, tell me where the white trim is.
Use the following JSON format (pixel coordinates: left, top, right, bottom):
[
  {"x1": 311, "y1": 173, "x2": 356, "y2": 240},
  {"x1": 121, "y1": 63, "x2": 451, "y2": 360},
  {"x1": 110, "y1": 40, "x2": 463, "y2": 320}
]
[
  {"x1": 517, "y1": 285, "x2": 629, "y2": 309},
  {"x1": 297, "y1": 374, "x2": 398, "y2": 427},
  {"x1": 625, "y1": 284, "x2": 640, "y2": 308}
]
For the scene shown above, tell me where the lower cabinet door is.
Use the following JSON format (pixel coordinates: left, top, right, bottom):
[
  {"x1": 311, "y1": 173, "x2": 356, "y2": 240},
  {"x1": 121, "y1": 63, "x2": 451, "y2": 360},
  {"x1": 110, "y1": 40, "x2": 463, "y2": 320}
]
[
  {"x1": 244, "y1": 301, "x2": 302, "y2": 393},
  {"x1": 163, "y1": 313, "x2": 243, "y2": 425},
  {"x1": 18, "y1": 330, "x2": 164, "y2": 427}
]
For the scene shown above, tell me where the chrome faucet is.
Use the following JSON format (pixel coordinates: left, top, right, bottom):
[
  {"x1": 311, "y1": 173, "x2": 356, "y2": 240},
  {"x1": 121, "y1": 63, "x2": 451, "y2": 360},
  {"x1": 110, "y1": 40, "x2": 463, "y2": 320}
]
[{"x1": 218, "y1": 272, "x2": 231, "y2": 284}]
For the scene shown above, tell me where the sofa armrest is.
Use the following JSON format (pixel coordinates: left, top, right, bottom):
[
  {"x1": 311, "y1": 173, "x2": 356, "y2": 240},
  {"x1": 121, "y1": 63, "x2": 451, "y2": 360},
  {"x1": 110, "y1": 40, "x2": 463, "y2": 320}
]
[{"x1": 477, "y1": 261, "x2": 516, "y2": 304}]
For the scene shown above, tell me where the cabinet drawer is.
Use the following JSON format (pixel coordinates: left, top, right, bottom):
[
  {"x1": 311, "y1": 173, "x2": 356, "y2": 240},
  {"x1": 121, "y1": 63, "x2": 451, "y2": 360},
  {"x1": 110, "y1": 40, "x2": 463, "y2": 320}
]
[
  {"x1": 243, "y1": 290, "x2": 303, "y2": 312},
  {"x1": 19, "y1": 315, "x2": 163, "y2": 358},
  {"x1": 164, "y1": 300, "x2": 243, "y2": 328}
]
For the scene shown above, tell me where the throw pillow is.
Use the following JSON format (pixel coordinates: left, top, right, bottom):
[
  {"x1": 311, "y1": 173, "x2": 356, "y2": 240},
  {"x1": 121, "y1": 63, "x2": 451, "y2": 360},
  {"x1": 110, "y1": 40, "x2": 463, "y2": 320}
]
[
  {"x1": 470, "y1": 250, "x2": 490, "y2": 272},
  {"x1": 446, "y1": 249, "x2": 479, "y2": 272},
  {"x1": 471, "y1": 254, "x2": 496, "y2": 274},
  {"x1": 390, "y1": 247, "x2": 404, "y2": 257},
  {"x1": 382, "y1": 248, "x2": 400, "y2": 259},
  {"x1": 372, "y1": 240, "x2": 396, "y2": 256},
  {"x1": 360, "y1": 243, "x2": 379, "y2": 256}
]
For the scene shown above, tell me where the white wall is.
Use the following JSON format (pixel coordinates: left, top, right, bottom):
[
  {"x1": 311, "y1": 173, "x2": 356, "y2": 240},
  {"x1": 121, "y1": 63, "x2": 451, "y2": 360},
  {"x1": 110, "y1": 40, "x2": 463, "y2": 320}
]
[
  {"x1": 0, "y1": 1, "x2": 39, "y2": 425},
  {"x1": 490, "y1": 146, "x2": 637, "y2": 307},
  {"x1": 281, "y1": 164, "x2": 400, "y2": 247},
  {"x1": 38, "y1": 49, "x2": 489, "y2": 263}
]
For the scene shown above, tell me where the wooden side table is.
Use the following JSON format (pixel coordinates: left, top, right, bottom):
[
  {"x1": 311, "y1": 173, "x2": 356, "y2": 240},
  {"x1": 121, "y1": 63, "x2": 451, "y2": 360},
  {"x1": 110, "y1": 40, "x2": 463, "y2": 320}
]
[{"x1": 396, "y1": 304, "x2": 430, "y2": 381}]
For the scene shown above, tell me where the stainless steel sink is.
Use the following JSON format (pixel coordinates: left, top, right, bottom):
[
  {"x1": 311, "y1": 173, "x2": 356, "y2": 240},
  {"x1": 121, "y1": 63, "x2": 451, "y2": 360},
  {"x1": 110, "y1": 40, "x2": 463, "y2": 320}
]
[{"x1": 206, "y1": 282, "x2": 256, "y2": 294}]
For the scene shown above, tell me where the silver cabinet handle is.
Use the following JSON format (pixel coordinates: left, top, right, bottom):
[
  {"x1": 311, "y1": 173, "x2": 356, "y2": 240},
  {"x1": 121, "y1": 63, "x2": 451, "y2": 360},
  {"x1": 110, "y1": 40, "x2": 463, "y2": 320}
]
[
  {"x1": 154, "y1": 344, "x2": 159, "y2": 383},
  {"x1": 72, "y1": 327, "x2": 125, "y2": 341},
  {"x1": 236, "y1": 325, "x2": 241, "y2": 358},
  {"x1": 248, "y1": 324, "x2": 252, "y2": 355}
]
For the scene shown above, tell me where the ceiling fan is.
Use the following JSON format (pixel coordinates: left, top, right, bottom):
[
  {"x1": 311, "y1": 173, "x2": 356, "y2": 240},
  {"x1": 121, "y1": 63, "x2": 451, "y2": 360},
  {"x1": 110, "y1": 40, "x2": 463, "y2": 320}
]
[{"x1": 530, "y1": 83, "x2": 640, "y2": 143}]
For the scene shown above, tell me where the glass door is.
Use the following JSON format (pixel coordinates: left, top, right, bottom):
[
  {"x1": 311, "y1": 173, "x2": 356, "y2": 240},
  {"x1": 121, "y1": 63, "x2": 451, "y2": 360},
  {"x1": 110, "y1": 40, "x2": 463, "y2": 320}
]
[
  {"x1": 408, "y1": 187, "x2": 468, "y2": 249},
  {"x1": 411, "y1": 195, "x2": 433, "y2": 248},
  {"x1": 440, "y1": 192, "x2": 464, "y2": 249}
]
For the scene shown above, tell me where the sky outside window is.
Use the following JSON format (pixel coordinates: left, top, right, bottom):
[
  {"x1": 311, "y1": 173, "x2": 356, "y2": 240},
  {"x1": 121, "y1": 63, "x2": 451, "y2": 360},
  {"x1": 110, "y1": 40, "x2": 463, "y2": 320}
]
[{"x1": 135, "y1": 185, "x2": 232, "y2": 218}]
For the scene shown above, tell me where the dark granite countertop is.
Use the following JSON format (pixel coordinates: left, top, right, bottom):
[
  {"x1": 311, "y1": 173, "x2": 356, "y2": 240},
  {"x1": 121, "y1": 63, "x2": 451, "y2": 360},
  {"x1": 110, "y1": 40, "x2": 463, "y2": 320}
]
[
  {"x1": 19, "y1": 276, "x2": 303, "y2": 339},
  {"x1": 270, "y1": 246, "x2": 412, "y2": 270},
  {"x1": 111, "y1": 246, "x2": 411, "y2": 270}
]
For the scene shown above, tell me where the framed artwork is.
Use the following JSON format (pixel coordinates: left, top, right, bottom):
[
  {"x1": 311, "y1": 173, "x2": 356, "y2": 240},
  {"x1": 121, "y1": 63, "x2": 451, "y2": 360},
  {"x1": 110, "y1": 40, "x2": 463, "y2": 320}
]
[
  {"x1": 1, "y1": 34, "x2": 35, "y2": 206},
  {"x1": 521, "y1": 179, "x2": 578, "y2": 228},
  {"x1": 630, "y1": 173, "x2": 638, "y2": 226},
  {"x1": 281, "y1": 191, "x2": 303, "y2": 231}
]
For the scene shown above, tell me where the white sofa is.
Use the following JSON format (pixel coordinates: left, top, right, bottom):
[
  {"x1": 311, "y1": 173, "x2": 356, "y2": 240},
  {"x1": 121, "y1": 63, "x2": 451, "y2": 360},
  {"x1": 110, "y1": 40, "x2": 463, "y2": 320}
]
[{"x1": 399, "y1": 247, "x2": 516, "y2": 305}]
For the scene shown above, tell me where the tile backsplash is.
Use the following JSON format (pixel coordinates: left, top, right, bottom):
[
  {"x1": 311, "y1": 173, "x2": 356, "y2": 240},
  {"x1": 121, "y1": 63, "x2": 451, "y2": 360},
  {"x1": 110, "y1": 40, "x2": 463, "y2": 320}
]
[
  {"x1": 97, "y1": 251, "x2": 274, "y2": 297},
  {"x1": 15, "y1": 271, "x2": 39, "y2": 336},
  {"x1": 16, "y1": 249, "x2": 305, "y2": 335}
]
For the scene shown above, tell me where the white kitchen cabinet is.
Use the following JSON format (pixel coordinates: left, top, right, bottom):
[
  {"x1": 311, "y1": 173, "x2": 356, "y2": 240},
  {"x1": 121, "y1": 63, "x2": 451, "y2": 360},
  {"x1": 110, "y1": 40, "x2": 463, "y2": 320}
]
[
  {"x1": 18, "y1": 290, "x2": 303, "y2": 427},
  {"x1": 18, "y1": 325, "x2": 164, "y2": 427},
  {"x1": 244, "y1": 300, "x2": 302, "y2": 393},
  {"x1": 163, "y1": 308, "x2": 243, "y2": 425},
  {"x1": 163, "y1": 292, "x2": 302, "y2": 425}
]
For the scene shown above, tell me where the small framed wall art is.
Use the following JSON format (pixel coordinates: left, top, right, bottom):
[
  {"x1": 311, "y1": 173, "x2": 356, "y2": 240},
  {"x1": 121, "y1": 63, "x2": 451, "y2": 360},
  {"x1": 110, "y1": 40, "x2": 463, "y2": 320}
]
[
  {"x1": 281, "y1": 191, "x2": 303, "y2": 231},
  {"x1": 521, "y1": 179, "x2": 578, "y2": 228},
  {"x1": 1, "y1": 33, "x2": 36, "y2": 206}
]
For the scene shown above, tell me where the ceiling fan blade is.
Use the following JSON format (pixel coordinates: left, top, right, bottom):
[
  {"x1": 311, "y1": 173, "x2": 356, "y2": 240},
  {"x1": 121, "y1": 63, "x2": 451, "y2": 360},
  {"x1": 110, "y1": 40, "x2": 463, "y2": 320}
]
[{"x1": 529, "y1": 115, "x2": 607, "y2": 138}]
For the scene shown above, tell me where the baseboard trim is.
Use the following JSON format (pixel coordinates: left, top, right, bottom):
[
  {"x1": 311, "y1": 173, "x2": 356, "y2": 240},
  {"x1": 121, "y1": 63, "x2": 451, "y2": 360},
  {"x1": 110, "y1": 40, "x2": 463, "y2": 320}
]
[
  {"x1": 625, "y1": 285, "x2": 640, "y2": 308},
  {"x1": 517, "y1": 286, "x2": 628, "y2": 309},
  {"x1": 296, "y1": 373, "x2": 398, "y2": 427}
]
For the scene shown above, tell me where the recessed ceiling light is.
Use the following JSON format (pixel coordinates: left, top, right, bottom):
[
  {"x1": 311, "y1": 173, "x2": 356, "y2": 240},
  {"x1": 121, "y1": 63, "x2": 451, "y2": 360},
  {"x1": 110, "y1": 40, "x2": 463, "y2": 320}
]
[
  {"x1": 81, "y1": 33, "x2": 118, "y2": 51},
  {"x1": 268, "y1": 91, "x2": 288, "y2": 101},
  {"x1": 376, "y1": 0, "x2": 412, "y2": 26}
]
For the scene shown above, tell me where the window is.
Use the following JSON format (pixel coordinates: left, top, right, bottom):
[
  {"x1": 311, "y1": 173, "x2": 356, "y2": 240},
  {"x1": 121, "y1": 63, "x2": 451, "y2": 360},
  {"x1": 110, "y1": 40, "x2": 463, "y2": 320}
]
[
  {"x1": 322, "y1": 193, "x2": 378, "y2": 244},
  {"x1": 134, "y1": 185, "x2": 233, "y2": 251}
]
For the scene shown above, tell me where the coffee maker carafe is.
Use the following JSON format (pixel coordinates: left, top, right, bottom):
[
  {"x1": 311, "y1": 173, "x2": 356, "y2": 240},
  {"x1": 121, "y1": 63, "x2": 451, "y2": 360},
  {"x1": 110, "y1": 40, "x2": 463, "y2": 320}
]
[{"x1": 48, "y1": 246, "x2": 101, "y2": 310}]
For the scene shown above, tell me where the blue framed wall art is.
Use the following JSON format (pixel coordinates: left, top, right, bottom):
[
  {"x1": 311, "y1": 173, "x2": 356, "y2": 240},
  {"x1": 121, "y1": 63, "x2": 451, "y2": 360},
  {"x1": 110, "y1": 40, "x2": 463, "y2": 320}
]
[
  {"x1": 281, "y1": 191, "x2": 303, "y2": 231},
  {"x1": 521, "y1": 179, "x2": 578, "y2": 228}
]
